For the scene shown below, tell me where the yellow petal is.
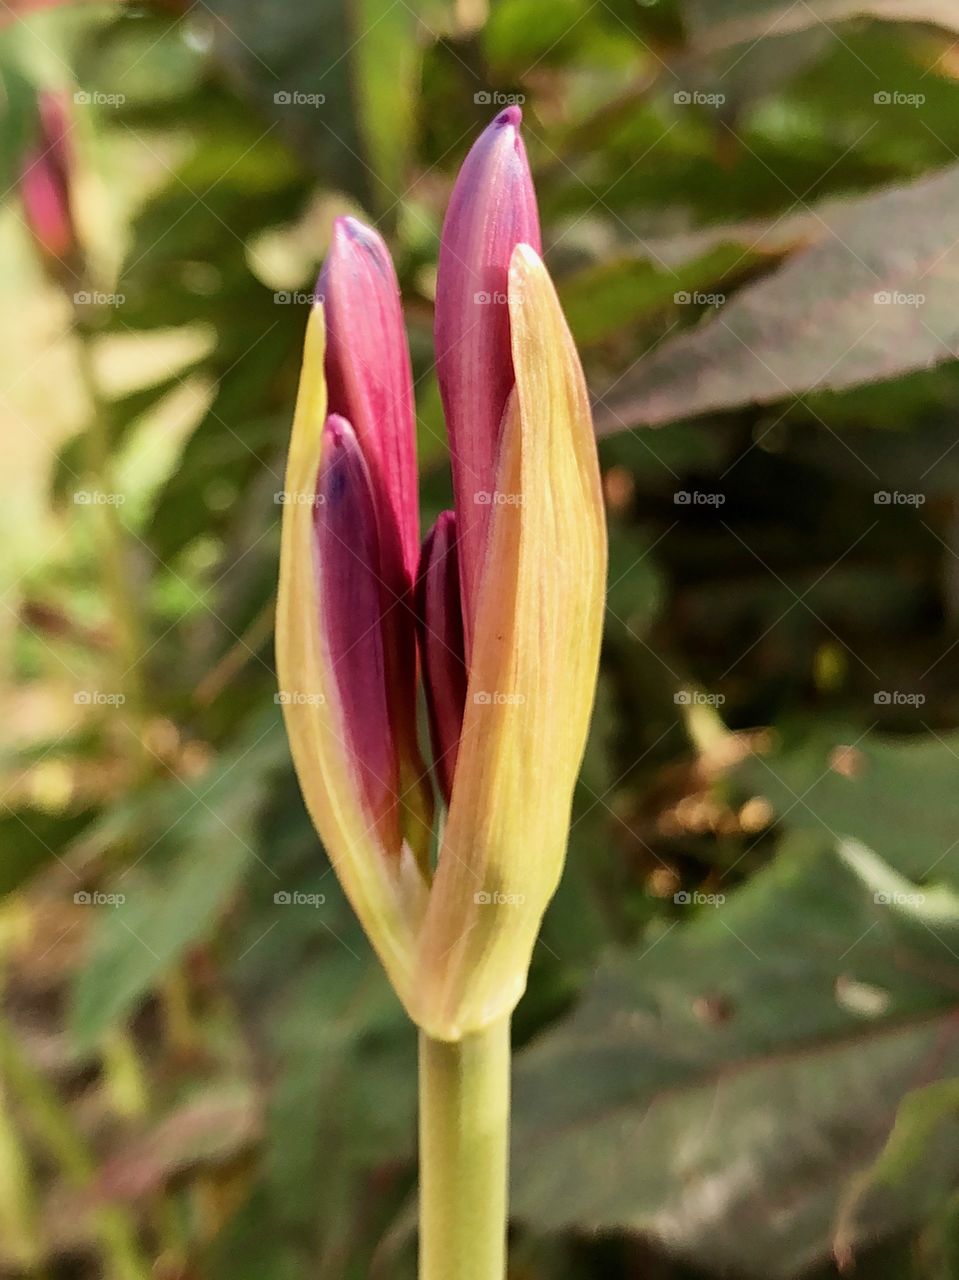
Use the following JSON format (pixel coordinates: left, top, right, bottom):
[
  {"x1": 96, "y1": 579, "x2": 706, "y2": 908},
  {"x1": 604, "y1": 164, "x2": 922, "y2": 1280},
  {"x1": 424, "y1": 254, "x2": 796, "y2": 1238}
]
[
  {"x1": 275, "y1": 305, "x2": 427, "y2": 1004},
  {"x1": 410, "y1": 244, "x2": 607, "y2": 1039}
]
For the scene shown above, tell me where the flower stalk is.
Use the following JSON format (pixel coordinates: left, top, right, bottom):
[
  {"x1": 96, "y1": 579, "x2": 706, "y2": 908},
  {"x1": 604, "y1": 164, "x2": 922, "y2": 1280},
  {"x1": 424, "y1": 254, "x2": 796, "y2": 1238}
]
[{"x1": 418, "y1": 1018, "x2": 511, "y2": 1280}]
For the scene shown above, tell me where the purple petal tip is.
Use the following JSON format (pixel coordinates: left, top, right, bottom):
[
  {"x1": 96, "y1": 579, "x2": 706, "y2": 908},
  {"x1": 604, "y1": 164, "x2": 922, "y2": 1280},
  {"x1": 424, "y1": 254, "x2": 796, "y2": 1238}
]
[
  {"x1": 495, "y1": 105, "x2": 522, "y2": 128},
  {"x1": 324, "y1": 413, "x2": 353, "y2": 447},
  {"x1": 334, "y1": 214, "x2": 380, "y2": 251}
]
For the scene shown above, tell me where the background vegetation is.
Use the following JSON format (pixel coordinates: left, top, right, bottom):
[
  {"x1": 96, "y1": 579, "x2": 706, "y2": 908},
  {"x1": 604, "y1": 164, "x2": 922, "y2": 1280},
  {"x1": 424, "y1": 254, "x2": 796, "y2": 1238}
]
[{"x1": 3, "y1": 1, "x2": 959, "y2": 1276}]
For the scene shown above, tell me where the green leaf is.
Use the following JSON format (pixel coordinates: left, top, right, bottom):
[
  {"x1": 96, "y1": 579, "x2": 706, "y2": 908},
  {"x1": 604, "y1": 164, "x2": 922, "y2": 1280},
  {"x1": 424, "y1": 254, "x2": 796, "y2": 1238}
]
[
  {"x1": 219, "y1": 770, "x2": 418, "y2": 1276},
  {"x1": 89, "y1": 1083, "x2": 260, "y2": 1205},
  {"x1": 833, "y1": 1078, "x2": 959, "y2": 1267},
  {"x1": 737, "y1": 726, "x2": 959, "y2": 887},
  {"x1": 352, "y1": 0, "x2": 420, "y2": 211},
  {"x1": 0, "y1": 58, "x2": 37, "y2": 199},
  {"x1": 205, "y1": 0, "x2": 367, "y2": 201},
  {"x1": 69, "y1": 720, "x2": 285, "y2": 1048},
  {"x1": 71, "y1": 841, "x2": 249, "y2": 1050},
  {"x1": 0, "y1": 808, "x2": 93, "y2": 899},
  {"x1": 596, "y1": 163, "x2": 959, "y2": 432},
  {"x1": 682, "y1": 0, "x2": 959, "y2": 48},
  {"x1": 559, "y1": 243, "x2": 762, "y2": 347},
  {"x1": 513, "y1": 833, "x2": 959, "y2": 1278}
]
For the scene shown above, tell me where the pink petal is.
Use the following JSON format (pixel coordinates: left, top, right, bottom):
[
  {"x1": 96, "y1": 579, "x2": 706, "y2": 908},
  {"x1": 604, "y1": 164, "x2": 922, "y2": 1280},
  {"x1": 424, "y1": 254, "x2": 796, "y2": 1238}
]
[
  {"x1": 20, "y1": 91, "x2": 74, "y2": 262},
  {"x1": 434, "y1": 107, "x2": 540, "y2": 649},
  {"x1": 314, "y1": 413, "x2": 400, "y2": 849},
  {"x1": 319, "y1": 216, "x2": 419, "y2": 586},
  {"x1": 415, "y1": 511, "x2": 467, "y2": 804},
  {"x1": 20, "y1": 151, "x2": 73, "y2": 259}
]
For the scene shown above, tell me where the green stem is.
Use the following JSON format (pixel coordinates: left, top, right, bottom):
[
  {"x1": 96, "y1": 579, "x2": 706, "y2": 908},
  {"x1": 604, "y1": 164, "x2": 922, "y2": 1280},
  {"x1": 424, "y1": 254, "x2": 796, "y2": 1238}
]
[
  {"x1": 0, "y1": 1071, "x2": 43, "y2": 1274},
  {"x1": 72, "y1": 323, "x2": 146, "y2": 732},
  {"x1": 0, "y1": 1021, "x2": 149, "y2": 1280},
  {"x1": 418, "y1": 1017, "x2": 510, "y2": 1280}
]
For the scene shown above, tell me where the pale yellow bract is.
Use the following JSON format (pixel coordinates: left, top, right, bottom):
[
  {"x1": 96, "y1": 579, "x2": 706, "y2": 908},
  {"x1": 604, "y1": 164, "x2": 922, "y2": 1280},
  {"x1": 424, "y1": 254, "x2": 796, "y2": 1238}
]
[
  {"x1": 275, "y1": 245, "x2": 607, "y2": 1042},
  {"x1": 275, "y1": 305, "x2": 429, "y2": 1004}
]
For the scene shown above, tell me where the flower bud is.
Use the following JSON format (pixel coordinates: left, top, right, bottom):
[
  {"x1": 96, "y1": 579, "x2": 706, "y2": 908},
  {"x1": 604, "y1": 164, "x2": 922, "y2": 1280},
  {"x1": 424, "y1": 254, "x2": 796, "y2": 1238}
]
[
  {"x1": 416, "y1": 512, "x2": 467, "y2": 804},
  {"x1": 434, "y1": 107, "x2": 540, "y2": 649},
  {"x1": 320, "y1": 216, "x2": 419, "y2": 582},
  {"x1": 315, "y1": 414, "x2": 400, "y2": 850},
  {"x1": 20, "y1": 91, "x2": 74, "y2": 262}
]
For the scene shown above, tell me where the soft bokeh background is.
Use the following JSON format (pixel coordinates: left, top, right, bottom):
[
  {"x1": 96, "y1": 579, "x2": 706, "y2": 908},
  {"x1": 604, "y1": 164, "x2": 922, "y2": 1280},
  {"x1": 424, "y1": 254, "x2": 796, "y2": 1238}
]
[{"x1": 4, "y1": 2, "x2": 959, "y2": 1277}]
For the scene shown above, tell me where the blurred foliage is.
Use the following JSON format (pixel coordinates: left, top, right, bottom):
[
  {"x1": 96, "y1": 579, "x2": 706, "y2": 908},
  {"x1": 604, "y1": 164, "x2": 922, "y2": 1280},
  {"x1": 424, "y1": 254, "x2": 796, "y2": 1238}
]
[{"x1": 3, "y1": 1, "x2": 959, "y2": 1278}]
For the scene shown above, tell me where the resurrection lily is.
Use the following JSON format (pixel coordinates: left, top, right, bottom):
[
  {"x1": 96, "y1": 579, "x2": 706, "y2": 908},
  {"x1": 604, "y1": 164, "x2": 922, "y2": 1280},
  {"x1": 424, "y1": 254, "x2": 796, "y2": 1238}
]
[{"x1": 275, "y1": 107, "x2": 606, "y2": 1041}]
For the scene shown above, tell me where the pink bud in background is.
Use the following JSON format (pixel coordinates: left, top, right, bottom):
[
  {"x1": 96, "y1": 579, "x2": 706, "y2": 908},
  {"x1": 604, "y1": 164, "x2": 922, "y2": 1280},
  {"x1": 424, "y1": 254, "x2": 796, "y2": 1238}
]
[
  {"x1": 19, "y1": 90, "x2": 75, "y2": 262},
  {"x1": 416, "y1": 512, "x2": 468, "y2": 804},
  {"x1": 320, "y1": 216, "x2": 420, "y2": 585},
  {"x1": 434, "y1": 106, "x2": 540, "y2": 649},
  {"x1": 314, "y1": 414, "x2": 401, "y2": 851}
]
